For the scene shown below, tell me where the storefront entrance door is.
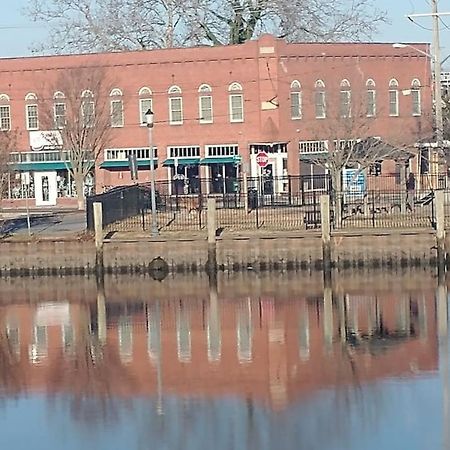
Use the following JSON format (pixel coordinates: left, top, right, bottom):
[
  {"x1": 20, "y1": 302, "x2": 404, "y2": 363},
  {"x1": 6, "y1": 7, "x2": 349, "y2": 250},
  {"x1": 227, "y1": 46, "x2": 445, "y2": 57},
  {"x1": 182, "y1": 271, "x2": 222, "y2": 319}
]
[{"x1": 35, "y1": 172, "x2": 57, "y2": 206}]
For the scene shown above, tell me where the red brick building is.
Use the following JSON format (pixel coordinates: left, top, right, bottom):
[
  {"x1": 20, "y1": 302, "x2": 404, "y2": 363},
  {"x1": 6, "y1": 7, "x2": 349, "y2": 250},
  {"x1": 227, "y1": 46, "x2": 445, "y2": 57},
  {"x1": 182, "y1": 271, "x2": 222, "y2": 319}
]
[{"x1": 0, "y1": 34, "x2": 433, "y2": 207}]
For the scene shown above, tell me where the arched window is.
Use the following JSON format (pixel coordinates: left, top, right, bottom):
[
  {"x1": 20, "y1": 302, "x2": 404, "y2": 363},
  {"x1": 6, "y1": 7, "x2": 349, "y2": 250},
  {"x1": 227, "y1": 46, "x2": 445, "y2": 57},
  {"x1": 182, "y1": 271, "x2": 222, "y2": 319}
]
[
  {"x1": 0, "y1": 94, "x2": 11, "y2": 131},
  {"x1": 198, "y1": 84, "x2": 213, "y2": 123},
  {"x1": 340, "y1": 79, "x2": 351, "y2": 118},
  {"x1": 290, "y1": 80, "x2": 302, "y2": 119},
  {"x1": 366, "y1": 79, "x2": 376, "y2": 117},
  {"x1": 53, "y1": 91, "x2": 66, "y2": 129},
  {"x1": 411, "y1": 79, "x2": 421, "y2": 116},
  {"x1": 25, "y1": 93, "x2": 39, "y2": 130},
  {"x1": 314, "y1": 80, "x2": 326, "y2": 119},
  {"x1": 81, "y1": 90, "x2": 95, "y2": 127},
  {"x1": 229, "y1": 82, "x2": 244, "y2": 122},
  {"x1": 389, "y1": 79, "x2": 399, "y2": 117},
  {"x1": 139, "y1": 87, "x2": 152, "y2": 126},
  {"x1": 168, "y1": 85, "x2": 183, "y2": 124},
  {"x1": 110, "y1": 88, "x2": 124, "y2": 127}
]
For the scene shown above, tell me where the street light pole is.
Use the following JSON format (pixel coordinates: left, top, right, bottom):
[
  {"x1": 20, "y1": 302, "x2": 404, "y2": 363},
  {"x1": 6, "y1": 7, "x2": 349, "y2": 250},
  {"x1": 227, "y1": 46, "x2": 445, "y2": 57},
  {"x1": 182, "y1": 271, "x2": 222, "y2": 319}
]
[
  {"x1": 145, "y1": 109, "x2": 158, "y2": 237},
  {"x1": 432, "y1": 0, "x2": 444, "y2": 149}
]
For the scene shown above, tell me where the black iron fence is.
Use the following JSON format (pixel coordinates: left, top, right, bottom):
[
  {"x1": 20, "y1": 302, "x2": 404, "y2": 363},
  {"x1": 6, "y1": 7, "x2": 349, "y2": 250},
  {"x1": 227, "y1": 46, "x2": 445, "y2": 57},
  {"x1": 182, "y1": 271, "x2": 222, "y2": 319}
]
[{"x1": 86, "y1": 174, "x2": 450, "y2": 233}]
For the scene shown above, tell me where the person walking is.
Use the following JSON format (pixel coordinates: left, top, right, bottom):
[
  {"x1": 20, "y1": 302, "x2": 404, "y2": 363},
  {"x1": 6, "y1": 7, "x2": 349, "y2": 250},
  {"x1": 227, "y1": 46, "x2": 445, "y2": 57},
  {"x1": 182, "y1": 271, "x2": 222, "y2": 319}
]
[{"x1": 406, "y1": 172, "x2": 416, "y2": 211}]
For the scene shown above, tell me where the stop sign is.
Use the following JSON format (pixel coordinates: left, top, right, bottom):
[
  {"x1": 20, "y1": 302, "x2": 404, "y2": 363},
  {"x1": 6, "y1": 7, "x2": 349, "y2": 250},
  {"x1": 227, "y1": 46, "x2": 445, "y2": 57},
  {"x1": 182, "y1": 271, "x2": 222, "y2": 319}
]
[{"x1": 256, "y1": 151, "x2": 269, "y2": 168}]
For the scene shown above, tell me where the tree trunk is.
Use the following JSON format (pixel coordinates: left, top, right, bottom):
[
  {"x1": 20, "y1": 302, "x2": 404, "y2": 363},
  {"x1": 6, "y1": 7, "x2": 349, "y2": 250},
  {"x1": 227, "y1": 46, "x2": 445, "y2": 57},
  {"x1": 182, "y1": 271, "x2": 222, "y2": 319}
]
[{"x1": 74, "y1": 173, "x2": 85, "y2": 210}]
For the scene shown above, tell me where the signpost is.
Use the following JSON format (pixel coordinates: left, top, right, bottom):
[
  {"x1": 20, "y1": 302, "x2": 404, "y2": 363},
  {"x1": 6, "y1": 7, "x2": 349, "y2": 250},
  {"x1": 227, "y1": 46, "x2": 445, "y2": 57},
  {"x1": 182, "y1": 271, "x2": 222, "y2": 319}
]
[{"x1": 256, "y1": 151, "x2": 269, "y2": 168}]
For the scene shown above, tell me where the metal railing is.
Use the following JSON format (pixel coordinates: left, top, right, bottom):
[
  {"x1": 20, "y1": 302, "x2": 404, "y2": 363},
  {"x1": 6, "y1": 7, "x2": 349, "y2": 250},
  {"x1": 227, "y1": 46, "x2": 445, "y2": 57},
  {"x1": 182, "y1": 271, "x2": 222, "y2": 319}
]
[{"x1": 87, "y1": 175, "x2": 450, "y2": 233}]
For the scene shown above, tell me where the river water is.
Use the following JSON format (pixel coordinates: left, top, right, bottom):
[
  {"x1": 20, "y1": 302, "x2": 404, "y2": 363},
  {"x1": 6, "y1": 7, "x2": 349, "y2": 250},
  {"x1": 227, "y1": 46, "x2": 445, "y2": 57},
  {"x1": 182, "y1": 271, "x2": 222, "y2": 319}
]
[{"x1": 0, "y1": 270, "x2": 448, "y2": 450}]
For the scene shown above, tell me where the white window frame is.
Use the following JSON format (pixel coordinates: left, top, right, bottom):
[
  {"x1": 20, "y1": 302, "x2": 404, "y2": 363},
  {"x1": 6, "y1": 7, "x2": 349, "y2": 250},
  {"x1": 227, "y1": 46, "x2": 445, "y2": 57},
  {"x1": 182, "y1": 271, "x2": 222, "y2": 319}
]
[
  {"x1": 54, "y1": 102, "x2": 66, "y2": 129},
  {"x1": 389, "y1": 79, "x2": 399, "y2": 117},
  {"x1": 290, "y1": 80, "x2": 302, "y2": 120},
  {"x1": 110, "y1": 99, "x2": 124, "y2": 127},
  {"x1": 0, "y1": 104, "x2": 11, "y2": 131},
  {"x1": 169, "y1": 97, "x2": 183, "y2": 125},
  {"x1": 314, "y1": 80, "x2": 326, "y2": 119},
  {"x1": 340, "y1": 79, "x2": 351, "y2": 118},
  {"x1": 139, "y1": 98, "x2": 152, "y2": 126},
  {"x1": 81, "y1": 90, "x2": 95, "y2": 127},
  {"x1": 411, "y1": 79, "x2": 421, "y2": 116},
  {"x1": 198, "y1": 84, "x2": 213, "y2": 124},
  {"x1": 26, "y1": 104, "x2": 39, "y2": 130},
  {"x1": 228, "y1": 82, "x2": 244, "y2": 123},
  {"x1": 366, "y1": 79, "x2": 376, "y2": 117}
]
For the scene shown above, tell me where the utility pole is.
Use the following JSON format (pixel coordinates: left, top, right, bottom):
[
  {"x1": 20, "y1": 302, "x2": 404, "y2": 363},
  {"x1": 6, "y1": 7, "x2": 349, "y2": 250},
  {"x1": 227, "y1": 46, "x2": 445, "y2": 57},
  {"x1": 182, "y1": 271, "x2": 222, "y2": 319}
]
[
  {"x1": 407, "y1": 5, "x2": 450, "y2": 152},
  {"x1": 432, "y1": 0, "x2": 444, "y2": 148}
]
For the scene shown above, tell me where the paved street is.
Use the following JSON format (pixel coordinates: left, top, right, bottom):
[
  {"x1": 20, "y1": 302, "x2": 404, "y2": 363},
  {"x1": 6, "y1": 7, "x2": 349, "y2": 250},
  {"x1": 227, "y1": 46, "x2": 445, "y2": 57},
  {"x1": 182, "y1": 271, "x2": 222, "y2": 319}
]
[{"x1": 0, "y1": 210, "x2": 86, "y2": 237}]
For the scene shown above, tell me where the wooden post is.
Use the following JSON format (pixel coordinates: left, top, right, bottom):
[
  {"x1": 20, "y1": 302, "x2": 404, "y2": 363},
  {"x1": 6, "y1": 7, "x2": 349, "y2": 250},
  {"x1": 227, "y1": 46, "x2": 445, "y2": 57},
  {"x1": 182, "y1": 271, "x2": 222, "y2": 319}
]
[
  {"x1": 93, "y1": 202, "x2": 104, "y2": 277},
  {"x1": 320, "y1": 194, "x2": 332, "y2": 280},
  {"x1": 435, "y1": 190, "x2": 446, "y2": 272},
  {"x1": 206, "y1": 197, "x2": 217, "y2": 275}
]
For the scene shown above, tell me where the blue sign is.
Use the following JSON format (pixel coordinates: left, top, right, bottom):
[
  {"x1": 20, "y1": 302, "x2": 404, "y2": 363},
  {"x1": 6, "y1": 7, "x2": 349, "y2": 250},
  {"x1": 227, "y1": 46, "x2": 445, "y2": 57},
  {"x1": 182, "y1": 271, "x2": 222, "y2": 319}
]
[{"x1": 343, "y1": 169, "x2": 366, "y2": 201}]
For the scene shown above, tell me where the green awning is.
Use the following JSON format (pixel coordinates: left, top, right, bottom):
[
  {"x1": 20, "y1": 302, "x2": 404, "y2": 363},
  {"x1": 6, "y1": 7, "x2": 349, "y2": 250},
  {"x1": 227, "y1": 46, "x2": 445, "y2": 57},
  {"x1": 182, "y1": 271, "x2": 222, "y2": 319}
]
[
  {"x1": 14, "y1": 161, "x2": 73, "y2": 171},
  {"x1": 163, "y1": 158, "x2": 200, "y2": 166},
  {"x1": 200, "y1": 156, "x2": 242, "y2": 165},
  {"x1": 100, "y1": 159, "x2": 157, "y2": 168}
]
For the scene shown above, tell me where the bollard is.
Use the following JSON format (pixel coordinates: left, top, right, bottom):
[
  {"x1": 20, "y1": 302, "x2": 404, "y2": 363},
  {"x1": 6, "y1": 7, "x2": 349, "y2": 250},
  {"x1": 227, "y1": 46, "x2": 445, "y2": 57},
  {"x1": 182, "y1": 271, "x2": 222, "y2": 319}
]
[
  {"x1": 435, "y1": 190, "x2": 446, "y2": 273},
  {"x1": 93, "y1": 202, "x2": 104, "y2": 278},
  {"x1": 206, "y1": 197, "x2": 217, "y2": 275},
  {"x1": 320, "y1": 194, "x2": 332, "y2": 281}
]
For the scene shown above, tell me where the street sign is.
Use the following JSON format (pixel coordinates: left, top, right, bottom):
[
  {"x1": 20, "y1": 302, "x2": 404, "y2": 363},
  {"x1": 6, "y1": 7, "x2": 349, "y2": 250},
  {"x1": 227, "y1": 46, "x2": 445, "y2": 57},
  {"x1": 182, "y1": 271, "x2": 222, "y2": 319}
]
[{"x1": 256, "y1": 151, "x2": 269, "y2": 168}]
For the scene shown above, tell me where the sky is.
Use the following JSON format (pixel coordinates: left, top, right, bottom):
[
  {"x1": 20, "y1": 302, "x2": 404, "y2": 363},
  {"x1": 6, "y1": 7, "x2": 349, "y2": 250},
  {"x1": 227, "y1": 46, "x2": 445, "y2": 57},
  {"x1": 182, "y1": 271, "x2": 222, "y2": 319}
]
[{"x1": 1, "y1": 0, "x2": 450, "y2": 59}]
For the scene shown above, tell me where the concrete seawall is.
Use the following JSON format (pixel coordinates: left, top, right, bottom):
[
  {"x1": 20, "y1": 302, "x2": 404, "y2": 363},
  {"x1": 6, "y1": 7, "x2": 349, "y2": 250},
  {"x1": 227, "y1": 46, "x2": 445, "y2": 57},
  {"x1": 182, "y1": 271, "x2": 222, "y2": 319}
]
[{"x1": 0, "y1": 228, "x2": 442, "y2": 277}]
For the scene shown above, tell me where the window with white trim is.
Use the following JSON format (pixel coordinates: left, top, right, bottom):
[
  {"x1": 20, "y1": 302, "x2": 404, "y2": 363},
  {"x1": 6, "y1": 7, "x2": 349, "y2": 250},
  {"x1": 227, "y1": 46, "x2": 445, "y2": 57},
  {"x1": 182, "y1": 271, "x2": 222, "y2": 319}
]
[
  {"x1": 290, "y1": 80, "x2": 302, "y2": 119},
  {"x1": 0, "y1": 94, "x2": 11, "y2": 131},
  {"x1": 206, "y1": 144, "x2": 239, "y2": 156},
  {"x1": 81, "y1": 90, "x2": 94, "y2": 127},
  {"x1": 139, "y1": 87, "x2": 152, "y2": 126},
  {"x1": 299, "y1": 140, "x2": 328, "y2": 154},
  {"x1": 199, "y1": 84, "x2": 213, "y2": 123},
  {"x1": 340, "y1": 79, "x2": 351, "y2": 118},
  {"x1": 25, "y1": 93, "x2": 38, "y2": 130},
  {"x1": 229, "y1": 82, "x2": 244, "y2": 122},
  {"x1": 168, "y1": 146, "x2": 200, "y2": 158},
  {"x1": 53, "y1": 91, "x2": 66, "y2": 129},
  {"x1": 314, "y1": 80, "x2": 326, "y2": 119},
  {"x1": 110, "y1": 88, "x2": 124, "y2": 127},
  {"x1": 389, "y1": 79, "x2": 399, "y2": 116},
  {"x1": 168, "y1": 85, "x2": 183, "y2": 125},
  {"x1": 366, "y1": 79, "x2": 376, "y2": 117},
  {"x1": 411, "y1": 78, "x2": 421, "y2": 116}
]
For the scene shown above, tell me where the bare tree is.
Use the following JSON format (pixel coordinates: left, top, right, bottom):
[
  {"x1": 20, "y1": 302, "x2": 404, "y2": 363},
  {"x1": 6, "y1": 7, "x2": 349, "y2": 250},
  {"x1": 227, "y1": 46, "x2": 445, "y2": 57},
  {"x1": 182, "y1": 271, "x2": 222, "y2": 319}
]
[
  {"x1": 25, "y1": 0, "x2": 387, "y2": 53},
  {"x1": 40, "y1": 67, "x2": 113, "y2": 209},
  {"x1": 307, "y1": 98, "x2": 418, "y2": 226}
]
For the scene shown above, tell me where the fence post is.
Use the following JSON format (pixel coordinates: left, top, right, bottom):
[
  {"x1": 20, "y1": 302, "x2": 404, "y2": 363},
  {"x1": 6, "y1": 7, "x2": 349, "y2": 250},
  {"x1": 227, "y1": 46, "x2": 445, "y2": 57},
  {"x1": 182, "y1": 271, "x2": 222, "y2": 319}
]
[
  {"x1": 435, "y1": 190, "x2": 446, "y2": 272},
  {"x1": 243, "y1": 172, "x2": 249, "y2": 213},
  {"x1": 94, "y1": 202, "x2": 104, "y2": 278},
  {"x1": 320, "y1": 194, "x2": 332, "y2": 281},
  {"x1": 206, "y1": 197, "x2": 217, "y2": 275}
]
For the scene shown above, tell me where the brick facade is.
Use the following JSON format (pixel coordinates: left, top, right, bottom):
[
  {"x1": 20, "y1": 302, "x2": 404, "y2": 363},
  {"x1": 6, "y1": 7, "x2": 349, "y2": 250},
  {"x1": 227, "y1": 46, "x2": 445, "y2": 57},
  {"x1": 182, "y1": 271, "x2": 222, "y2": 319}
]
[{"x1": 0, "y1": 35, "x2": 433, "y2": 206}]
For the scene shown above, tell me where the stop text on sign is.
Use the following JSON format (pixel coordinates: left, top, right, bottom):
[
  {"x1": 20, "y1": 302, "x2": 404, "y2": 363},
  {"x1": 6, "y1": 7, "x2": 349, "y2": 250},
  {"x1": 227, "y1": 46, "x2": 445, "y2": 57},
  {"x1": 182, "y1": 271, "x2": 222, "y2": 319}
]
[{"x1": 256, "y1": 151, "x2": 269, "y2": 168}]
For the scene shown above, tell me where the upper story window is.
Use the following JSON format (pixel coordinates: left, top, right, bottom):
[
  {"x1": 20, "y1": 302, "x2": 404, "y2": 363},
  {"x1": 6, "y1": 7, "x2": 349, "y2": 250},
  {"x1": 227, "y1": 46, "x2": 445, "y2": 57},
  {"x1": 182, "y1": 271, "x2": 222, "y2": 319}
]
[
  {"x1": 139, "y1": 87, "x2": 153, "y2": 126},
  {"x1": 366, "y1": 79, "x2": 376, "y2": 117},
  {"x1": 0, "y1": 94, "x2": 11, "y2": 131},
  {"x1": 389, "y1": 79, "x2": 399, "y2": 117},
  {"x1": 81, "y1": 89, "x2": 95, "y2": 127},
  {"x1": 53, "y1": 91, "x2": 66, "y2": 129},
  {"x1": 110, "y1": 88, "x2": 124, "y2": 127},
  {"x1": 314, "y1": 80, "x2": 326, "y2": 119},
  {"x1": 411, "y1": 79, "x2": 421, "y2": 116},
  {"x1": 340, "y1": 79, "x2": 351, "y2": 118},
  {"x1": 25, "y1": 93, "x2": 39, "y2": 131},
  {"x1": 290, "y1": 80, "x2": 302, "y2": 119},
  {"x1": 198, "y1": 84, "x2": 213, "y2": 124},
  {"x1": 168, "y1": 85, "x2": 183, "y2": 125},
  {"x1": 229, "y1": 82, "x2": 244, "y2": 123}
]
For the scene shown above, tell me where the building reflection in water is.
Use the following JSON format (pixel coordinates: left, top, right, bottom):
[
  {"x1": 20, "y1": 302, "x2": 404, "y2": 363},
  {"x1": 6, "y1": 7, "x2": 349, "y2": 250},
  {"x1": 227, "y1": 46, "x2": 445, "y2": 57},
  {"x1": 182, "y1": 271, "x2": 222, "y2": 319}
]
[{"x1": 0, "y1": 271, "x2": 445, "y2": 447}]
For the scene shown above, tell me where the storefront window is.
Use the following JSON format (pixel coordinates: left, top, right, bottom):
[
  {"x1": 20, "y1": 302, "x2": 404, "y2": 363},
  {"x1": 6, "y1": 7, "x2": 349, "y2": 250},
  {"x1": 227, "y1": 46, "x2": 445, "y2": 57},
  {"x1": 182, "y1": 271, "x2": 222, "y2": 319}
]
[
  {"x1": 172, "y1": 164, "x2": 200, "y2": 194},
  {"x1": 209, "y1": 163, "x2": 238, "y2": 194}
]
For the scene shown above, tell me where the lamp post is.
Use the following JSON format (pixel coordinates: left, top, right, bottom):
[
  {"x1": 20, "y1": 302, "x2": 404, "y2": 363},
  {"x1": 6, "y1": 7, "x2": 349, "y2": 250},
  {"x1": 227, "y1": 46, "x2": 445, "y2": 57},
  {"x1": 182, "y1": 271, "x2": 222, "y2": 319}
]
[{"x1": 145, "y1": 108, "x2": 158, "y2": 237}]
